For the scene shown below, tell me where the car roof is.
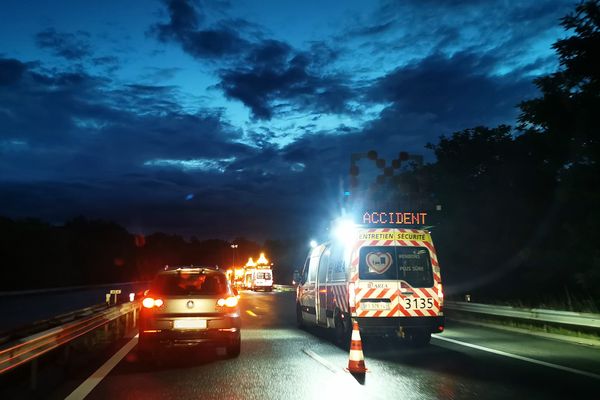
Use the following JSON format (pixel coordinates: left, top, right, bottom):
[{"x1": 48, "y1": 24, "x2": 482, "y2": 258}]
[{"x1": 158, "y1": 266, "x2": 224, "y2": 275}]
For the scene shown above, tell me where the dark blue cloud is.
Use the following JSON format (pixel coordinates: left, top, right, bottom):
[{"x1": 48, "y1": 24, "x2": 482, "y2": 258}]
[
  {"x1": 218, "y1": 41, "x2": 355, "y2": 120},
  {"x1": 151, "y1": 0, "x2": 248, "y2": 59},
  {"x1": 0, "y1": 58, "x2": 27, "y2": 85},
  {"x1": 35, "y1": 28, "x2": 92, "y2": 60},
  {"x1": 154, "y1": 0, "x2": 202, "y2": 38},
  {"x1": 368, "y1": 51, "x2": 538, "y2": 130},
  {"x1": 150, "y1": 0, "x2": 356, "y2": 120}
]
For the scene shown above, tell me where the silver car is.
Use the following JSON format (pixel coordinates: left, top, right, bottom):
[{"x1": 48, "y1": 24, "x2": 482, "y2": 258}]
[{"x1": 138, "y1": 267, "x2": 241, "y2": 357}]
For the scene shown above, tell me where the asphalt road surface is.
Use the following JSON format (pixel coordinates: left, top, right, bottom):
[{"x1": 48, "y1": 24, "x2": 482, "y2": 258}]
[{"x1": 57, "y1": 289, "x2": 600, "y2": 399}]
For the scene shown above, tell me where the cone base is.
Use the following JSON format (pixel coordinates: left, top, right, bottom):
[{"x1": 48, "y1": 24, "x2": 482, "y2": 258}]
[{"x1": 344, "y1": 367, "x2": 368, "y2": 374}]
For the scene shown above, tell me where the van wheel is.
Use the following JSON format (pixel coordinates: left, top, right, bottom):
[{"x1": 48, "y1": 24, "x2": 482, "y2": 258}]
[
  {"x1": 296, "y1": 303, "x2": 305, "y2": 329},
  {"x1": 334, "y1": 311, "x2": 351, "y2": 349}
]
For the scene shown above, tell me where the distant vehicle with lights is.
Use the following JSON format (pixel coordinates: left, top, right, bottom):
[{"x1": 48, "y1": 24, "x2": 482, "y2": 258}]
[
  {"x1": 295, "y1": 211, "x2": 444, "y2": 346},
  {"x1": 138, "y1": 266, "x2": 241, "y2": 358},
  {"x1": 244, "y1": 268, "x2": 273, "y2": 291},
  {"x1": 243, "y1": 253, "x2": 274, "y2": 291}
]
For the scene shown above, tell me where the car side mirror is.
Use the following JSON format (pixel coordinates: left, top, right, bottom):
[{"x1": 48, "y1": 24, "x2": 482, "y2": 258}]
[{"x1": 293, "y1": 270, "x2": 301, "y2": 285}]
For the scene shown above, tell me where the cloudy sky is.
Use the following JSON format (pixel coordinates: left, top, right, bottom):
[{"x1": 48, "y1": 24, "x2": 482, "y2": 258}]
[{"x1": 0, "y1": 0, "x2": 574, "y2": 240}]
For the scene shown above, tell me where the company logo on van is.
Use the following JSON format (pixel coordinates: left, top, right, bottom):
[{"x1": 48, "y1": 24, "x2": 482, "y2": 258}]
[{"x1": 365, "y1": 252, "x2": 393, "y2": 274}]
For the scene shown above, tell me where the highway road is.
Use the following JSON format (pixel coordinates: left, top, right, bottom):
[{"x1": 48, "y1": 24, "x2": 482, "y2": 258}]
[{"x1": 40, "y1": 289, "x2": 600, "y2": 399}]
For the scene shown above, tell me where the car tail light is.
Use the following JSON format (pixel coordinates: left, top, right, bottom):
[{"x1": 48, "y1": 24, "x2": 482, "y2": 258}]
[
  {"x1": 142, "y1": 297, "x2": 163, "y2": 308},
  {"x1": 217, "y1": 296, "x2": 238, "y2": 307}
]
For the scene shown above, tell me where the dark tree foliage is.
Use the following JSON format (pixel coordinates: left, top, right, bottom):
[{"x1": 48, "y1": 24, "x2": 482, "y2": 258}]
[
  {"x1": 0, "y1": 216, "x2": 267, "y2": 290},
  {"x1": 420, "y1": 1, "x2": 600, "y2": 309}
]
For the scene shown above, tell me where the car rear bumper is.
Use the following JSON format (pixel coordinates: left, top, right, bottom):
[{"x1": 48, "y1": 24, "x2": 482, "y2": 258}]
[
  {"x1": 139, "y1": 328, "x2": 240, "y2": 349},
  {"x1": 139, "y1": 313, "x2": 241, "y2": 349}
]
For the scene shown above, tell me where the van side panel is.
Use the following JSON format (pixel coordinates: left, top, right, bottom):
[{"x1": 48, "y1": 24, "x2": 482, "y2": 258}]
[
  {"x1": 297, "y1": 245, "x2": 325, "y2": 325},
  {"x1": 327, "y1": 283, "x2": 349, "y2": 314}
]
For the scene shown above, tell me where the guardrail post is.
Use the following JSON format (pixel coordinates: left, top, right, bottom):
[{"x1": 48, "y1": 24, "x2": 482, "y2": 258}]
[{"x1": 115, "y1": 315, "x2": 121, "y2": 338}]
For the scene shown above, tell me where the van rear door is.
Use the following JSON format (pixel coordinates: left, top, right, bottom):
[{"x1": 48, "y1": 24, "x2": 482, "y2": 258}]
[
  {"x1": 355, "y1": 244, "x2": 401, "y2": 317},
  {"x1": 353, "y1": 229, "x2": 442, "y2": 318}
]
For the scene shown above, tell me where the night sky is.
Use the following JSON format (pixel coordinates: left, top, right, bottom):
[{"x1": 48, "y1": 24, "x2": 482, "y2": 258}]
[{"x1": 0, "y1": 0, "x2": 574, "y2": 240}]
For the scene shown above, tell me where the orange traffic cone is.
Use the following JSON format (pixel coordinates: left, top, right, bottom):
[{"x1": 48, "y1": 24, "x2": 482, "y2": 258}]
[{"x1": 345, "y1": 319, "x2": 367, "y2": 374}]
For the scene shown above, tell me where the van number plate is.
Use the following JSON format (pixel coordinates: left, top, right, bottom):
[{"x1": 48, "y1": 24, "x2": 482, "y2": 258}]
[
  {"x1": 403, "y1": 298, "x2": 434, "y2": 310},
  {"x1": 173, "y1": 319, "x2": 207, "y2": 330},
  {"x1": 361, "y1": 302, "x2": 390, "y2": 310}
]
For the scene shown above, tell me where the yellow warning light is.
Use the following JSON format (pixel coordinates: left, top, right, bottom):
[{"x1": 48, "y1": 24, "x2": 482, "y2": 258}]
[
  {"x1": 257, "y1": 252, "x2": 269, "y2": 265},
  {"x1": 245, "y1": 257, "x2": 256, "y2": 267}
]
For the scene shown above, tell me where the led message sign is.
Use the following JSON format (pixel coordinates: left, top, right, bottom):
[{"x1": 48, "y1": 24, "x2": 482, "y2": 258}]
[
  {"x1": 358, "y1": 231, "x2": 429, "y2": 241},
  {"x1": 362, "y1": 211, "x2": 427, "y2": 225}
]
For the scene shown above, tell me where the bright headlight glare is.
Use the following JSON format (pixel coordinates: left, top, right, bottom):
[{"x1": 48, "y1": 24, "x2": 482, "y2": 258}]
[{"x1": 333, "y1": 218, "x2": 356, "y2": 245}]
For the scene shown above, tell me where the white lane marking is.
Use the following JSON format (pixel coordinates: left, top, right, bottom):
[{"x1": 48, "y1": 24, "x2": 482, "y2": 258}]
[
  {"x1": 302, "y1": 348, "x2": 339, "y2": 374},
  {"x1": 434, "y1": 335, "x2": 600, "y2": 381},
  {"x1": 302, "y1": 348, "x2": 374, "y2": 396},
  {"x1": 65, "y1": 334, "x2": 138, "y2": 400}
]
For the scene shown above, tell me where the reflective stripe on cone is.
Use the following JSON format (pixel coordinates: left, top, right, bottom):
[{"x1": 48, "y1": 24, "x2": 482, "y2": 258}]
[{"x1": 346, "y1": 320, "x2": 367, "y2": 374}]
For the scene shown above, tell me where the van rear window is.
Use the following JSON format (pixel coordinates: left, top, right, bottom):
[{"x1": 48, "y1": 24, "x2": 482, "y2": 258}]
[
  {"x1": 151, "y1": 272, "x2": 228, "y2": 295},
  {"x1": 359, "y1": 246, "x2": 434, "y2": 287}
]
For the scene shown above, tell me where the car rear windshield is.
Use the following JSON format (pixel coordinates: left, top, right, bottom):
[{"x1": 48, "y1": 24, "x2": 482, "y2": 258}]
[
  {"x1": 359, "y1": 246, "x2": 434, "y2": 287},
  {"x1": 151, "y1": 272, "x2": 228, "y2": 295},
  {"x1": 256, "y1": 272, "x2": 271, "y2": 279}
]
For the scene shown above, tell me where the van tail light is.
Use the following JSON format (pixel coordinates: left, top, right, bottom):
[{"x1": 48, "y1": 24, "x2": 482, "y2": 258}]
[
  {"x1": 437, "y1": 283, "x2": 444, "y2": 309},
  {"x1": 348, "y1": 282, "x2": 356, "y2": 309},
  {"x1": 142, "y1": 297, "x2": 163, "y2": 308},
  {"x1": 217, "y1": 296, "x2": 238, "y2": 308}
]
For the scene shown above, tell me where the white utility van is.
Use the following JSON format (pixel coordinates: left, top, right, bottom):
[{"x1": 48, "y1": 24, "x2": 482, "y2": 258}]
[
  {"x1": 245, "y1": 268, "x2": 273, "y2": 291},
  {"x1": 295, "y1": 224, "x2": 444, "y2": 345}
]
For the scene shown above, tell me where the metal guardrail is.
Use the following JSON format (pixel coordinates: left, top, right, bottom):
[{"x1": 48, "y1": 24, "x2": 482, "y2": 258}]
[
  {"x1": 445, "y1": 301, "x2": 600, "y2": 329},
  {"x1": 0, "y1": 281, "x2": 150, "y2": 297},
  {"x1": 0, "y1": 301, "x2": 139, "y2": 375},
  {"x1": 0, "y1": 303, "x2": 108, "y2": 347}
]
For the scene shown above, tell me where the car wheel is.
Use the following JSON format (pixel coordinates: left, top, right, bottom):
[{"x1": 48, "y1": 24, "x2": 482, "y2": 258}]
[
  {"x1": 227, "y1": 339, "x2": 241, "y2": 358},
  {"x1": 137, "y1": 337, "x2": 153, "y2": 362}
]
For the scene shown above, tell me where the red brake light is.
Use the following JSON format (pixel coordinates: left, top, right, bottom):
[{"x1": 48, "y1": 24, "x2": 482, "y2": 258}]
[
  {"x1": 217, "y1": 296, "x2": 238, "y2": 308},
  {"x1": 142, "y1": 297, "x2": 163, "y2": 308}
]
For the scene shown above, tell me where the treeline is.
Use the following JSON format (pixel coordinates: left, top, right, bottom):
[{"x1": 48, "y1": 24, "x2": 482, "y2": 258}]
[
  {"x1": 0, "y1": 216, "x2": 302, "y2": 291},
  {"x1": 401, "y1": 1, "x2": 600, "y2": 310}
]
